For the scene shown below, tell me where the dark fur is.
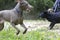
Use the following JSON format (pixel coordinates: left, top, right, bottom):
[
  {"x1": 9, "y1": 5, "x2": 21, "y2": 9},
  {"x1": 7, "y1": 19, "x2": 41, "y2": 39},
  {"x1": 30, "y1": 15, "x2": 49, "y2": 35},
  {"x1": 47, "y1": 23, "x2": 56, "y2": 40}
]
[{"x1": 39, "y1": 11, "x2": 60, "y2": 29}]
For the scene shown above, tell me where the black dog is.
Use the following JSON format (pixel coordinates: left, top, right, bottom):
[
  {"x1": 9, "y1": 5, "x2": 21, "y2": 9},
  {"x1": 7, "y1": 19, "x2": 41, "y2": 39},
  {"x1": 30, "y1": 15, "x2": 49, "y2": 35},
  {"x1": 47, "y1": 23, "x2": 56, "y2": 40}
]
[{"x1": 39, "y1": 11, "x2": 60, "y2": 29}]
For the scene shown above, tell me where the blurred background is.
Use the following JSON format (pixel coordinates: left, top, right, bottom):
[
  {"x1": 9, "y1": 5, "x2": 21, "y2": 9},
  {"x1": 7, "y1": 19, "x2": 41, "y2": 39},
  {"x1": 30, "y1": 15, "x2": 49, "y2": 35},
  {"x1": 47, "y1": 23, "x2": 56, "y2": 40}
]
[{"x1": 0, "y1": 0, "x2": 55, "y2": 20}]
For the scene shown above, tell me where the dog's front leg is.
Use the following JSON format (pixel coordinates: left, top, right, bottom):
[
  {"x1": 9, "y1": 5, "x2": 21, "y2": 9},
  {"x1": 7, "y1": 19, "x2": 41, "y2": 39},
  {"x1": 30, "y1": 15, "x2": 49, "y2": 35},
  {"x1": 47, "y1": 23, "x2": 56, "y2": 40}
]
[
  {"x1": 49, "y1": 22, "x2": 55, "y2": 30},
  {"x1": 20, "y1": 23, "x2": 27, "y2": 34}
]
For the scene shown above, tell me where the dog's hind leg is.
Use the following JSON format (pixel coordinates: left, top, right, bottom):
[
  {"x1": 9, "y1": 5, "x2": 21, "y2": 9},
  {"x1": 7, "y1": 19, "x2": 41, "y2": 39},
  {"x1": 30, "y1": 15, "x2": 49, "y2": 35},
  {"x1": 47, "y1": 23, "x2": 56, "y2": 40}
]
[
  {"x1": 11, "y1": 23, "x2": 20, "y2": 35},
  {"x1": 0, "y1": 21, "x2": 4, "y2": 31},
  {"x1": 49, "y1": 22, "x2": 55, "y2": 30},
  {"x1": 0, "y1": 18, "x2": 4, "y2": 31}
]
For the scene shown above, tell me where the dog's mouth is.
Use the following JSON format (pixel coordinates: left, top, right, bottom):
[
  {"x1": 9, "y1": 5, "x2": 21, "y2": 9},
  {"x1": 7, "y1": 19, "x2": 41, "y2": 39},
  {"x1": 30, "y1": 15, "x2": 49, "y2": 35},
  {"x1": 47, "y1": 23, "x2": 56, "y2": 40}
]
[
  {"x1": 26, "y1": 9, "x2": 31, "y2": 12},
  {"x1": 26, "y1": 5, "x2": 33, "y2": 13}
]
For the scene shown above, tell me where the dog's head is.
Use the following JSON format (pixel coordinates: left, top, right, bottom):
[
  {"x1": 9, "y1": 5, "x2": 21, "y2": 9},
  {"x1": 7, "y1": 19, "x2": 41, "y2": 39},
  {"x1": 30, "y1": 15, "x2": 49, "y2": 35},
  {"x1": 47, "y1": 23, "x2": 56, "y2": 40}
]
[
  {"x1": 16, "y1": 0, "x2": 33, "y2": 12},
  {"x1": 39, "y1": 11, "x2": 48, "y2": 18}
]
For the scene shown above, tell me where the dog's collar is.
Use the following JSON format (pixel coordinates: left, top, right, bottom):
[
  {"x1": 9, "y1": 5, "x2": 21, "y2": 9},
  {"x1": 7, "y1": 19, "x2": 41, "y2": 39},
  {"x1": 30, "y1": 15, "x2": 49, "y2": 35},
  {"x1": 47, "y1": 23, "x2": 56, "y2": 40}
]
[
  {"x1": 15, "y1": 9, "x2": 23, "y2": 16},
  {"x1": 16, "y1": 9, "x2": 20, "y2": 13}
]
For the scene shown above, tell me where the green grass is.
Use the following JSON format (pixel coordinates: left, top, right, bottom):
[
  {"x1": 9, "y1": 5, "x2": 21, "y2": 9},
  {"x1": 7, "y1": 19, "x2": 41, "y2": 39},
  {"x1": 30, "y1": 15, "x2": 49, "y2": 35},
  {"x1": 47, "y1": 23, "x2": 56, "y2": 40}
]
[{"x1": 0, "y1": 27, "x2": 60, "y2": 40}]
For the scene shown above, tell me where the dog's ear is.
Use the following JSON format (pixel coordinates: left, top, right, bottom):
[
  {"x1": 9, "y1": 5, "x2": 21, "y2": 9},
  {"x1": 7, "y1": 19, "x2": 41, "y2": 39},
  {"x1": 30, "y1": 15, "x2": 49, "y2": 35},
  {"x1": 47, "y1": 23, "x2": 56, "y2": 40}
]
[
  {"x1": 15, "y1": 0, "x2": 24, "y2": 2},
  {"x1": 44, "y1": 10, "x2": 48, "y2": 14},
  {"x1": 15, "y1": 0, "x2": 19, "y2": 2}
]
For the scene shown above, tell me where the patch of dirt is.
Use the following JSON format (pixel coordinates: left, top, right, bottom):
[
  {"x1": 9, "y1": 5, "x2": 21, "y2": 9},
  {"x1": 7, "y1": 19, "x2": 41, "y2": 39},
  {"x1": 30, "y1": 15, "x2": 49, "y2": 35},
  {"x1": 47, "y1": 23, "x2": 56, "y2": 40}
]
[
  {"x1": 24, "y1": 20, "x2": 50, "y2": 30},
  {"x1": 24, "y1": 20, "x2": 60, "y2": 35}
]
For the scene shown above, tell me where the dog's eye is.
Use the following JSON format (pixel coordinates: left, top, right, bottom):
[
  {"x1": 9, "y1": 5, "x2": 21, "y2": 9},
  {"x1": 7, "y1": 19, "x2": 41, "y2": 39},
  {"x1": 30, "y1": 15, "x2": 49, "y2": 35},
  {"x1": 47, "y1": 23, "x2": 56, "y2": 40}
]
[
  {"x1": 20, "y1": 3, "x2": 24, "y2": 5},
  {"x1": 24, "y1": 3, "x2": 28, "y2": 6}
]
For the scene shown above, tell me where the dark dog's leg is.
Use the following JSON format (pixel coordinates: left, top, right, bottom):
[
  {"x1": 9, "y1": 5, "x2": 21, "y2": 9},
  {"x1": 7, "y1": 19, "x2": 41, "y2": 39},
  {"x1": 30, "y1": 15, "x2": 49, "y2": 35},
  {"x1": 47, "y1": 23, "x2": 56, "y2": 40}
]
[
  {"x1": 49, "y1": 22, "x2": 55, "y2": 30},
  {"x1": 20, "y1": 23, "x2": 27, "y2": 34},
  {"x1": 11, "y1": 23, "x2": 20, "y2": 35}
]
